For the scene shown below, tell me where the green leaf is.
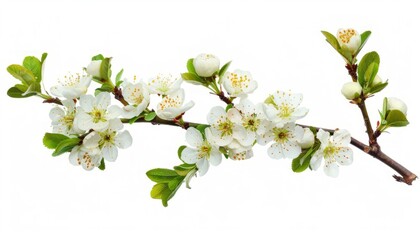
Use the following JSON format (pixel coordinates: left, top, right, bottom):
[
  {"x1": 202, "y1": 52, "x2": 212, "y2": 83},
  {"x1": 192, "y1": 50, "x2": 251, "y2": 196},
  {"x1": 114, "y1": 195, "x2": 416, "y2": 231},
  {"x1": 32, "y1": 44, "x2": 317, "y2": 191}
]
[
  {"x1": 181, "y1": 72, "x2": 205, "y2": 85},
  {"x1": 292, "y1": 140, "x2": 320, "y2": 173},
  {"x1": 7, "y1": 64, "x2": 36, "y2": 85},
  {"x1": 369, "y1": 81, "x2": 388, "y2": 94},
  {"x1": 174, "y1": 163, "x2": 196, "y2": 176},
  {"x1": 178, "y1": 145, "x2": 187, "y2": 160},
  {"x1": 364, "y1": 62, "x2": 379, "y2": 88},
  {"x1": 386, "y1": 110, "x2": 409, "y2": 127},
  {"x1": 186, "y1": 58, "x2": 197, "y2": 74},
  {"x1": 92, "y1": 54, "x2": 105, "y2": 61},
  {"x1": 144, "y1": 112, "x2": 156, "y2": 121},
  {"x1": 100, "y1": 57, "x2": 112, "y2": 81},
  {"x1": 43, "y1": 133, "x2": 70, "y2": 149},
  {"x1": 23, "y1": 56, "x2": 42, "y2": 82},
  {"x1": 195, "y1": 124, "x2": 209, "y2": 137},
  {"x1": 128, "y1": 115, "x2": 141, "y2": 124},
  {"x1": 218, "y1": 61, "x2": 231, "y2": 78},
  {"x1": 321, "y1": 31, "x2": 340, "y2": 51},
  {"x1": 23, "y1": 83, "x2": 41, "y2": 96},
  {"x1": 115, "y1": 68, "x2": 124, "y2": 86},
  {"x1": 358, "y1": 51, "x2": 380, "y2": 88},
  {"x1": 40, "y1": 53, "x2": 48, "y2": 64},
  {"x1": 168, "y1": 176, "x2": 184, "y2": 191},
  {"x1": 52, "y1": 138, "x2": 81, "y2": 157},
  {"x1": 95, "y1": 83, "x2": 114, "y2": 95},
  {"x1": 354, "y1": 31, "x2": 371, "y2": 56},
  {"x1": 7, "y1": 85, "x2": 36, "y2": 98},
  {"x1": 150, "y1": 183, "x2": 167, "y2": 199},
  {"x1": 98, "y1": 158, "x2": 106, "y2": 170},
  {"x1": 146, "y1": 168, "x2": 179, "y2": 183}
]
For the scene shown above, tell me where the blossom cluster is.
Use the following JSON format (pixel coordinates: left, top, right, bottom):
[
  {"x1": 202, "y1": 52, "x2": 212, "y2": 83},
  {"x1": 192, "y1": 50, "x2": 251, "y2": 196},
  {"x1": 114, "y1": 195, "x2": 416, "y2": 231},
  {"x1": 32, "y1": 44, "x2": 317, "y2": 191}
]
[{"x1": 181, "y1": 54, "x2": 354, "y2": 177}]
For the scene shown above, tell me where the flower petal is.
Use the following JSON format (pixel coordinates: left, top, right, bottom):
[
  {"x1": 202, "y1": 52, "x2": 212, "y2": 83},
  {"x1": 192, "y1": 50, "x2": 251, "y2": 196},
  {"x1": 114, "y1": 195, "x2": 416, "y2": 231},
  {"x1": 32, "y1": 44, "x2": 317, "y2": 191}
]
[
  {"x1": 96, "y1": 92, "x2": 111, "y2": 110},
  {"x1": 333, "y1": 129, "x2": 351, "y2": 147},
  {"x1": 335, "y1": 147, "x2": 353, "y2": 166},
  {"x1": 75, "y1": 112, "x2": 93, "y2": 131},
  {"x1": 209, "y1": 148, "x2": 222, "y2": 166},
  {"x1": 186, "y1": 127, "x2": 203, "y2": 148},
  {"x1": 282, "y1": 141, "x2": 302, "y2": 159},
  {"x1": 227, "y1": 108, "x2": 242, "y2": 124},
  {"x1": 102, "y1": 143, "x2": 118, "y2": 162},
  {"x1": 310, "y1": 150, "x2": 323, "y2": 170},
  {"x1": 107, "y1": 105, "x2": 122, "y2": 119},
  {"x1": 115, "y1": 130, "x2": 133, "y2": 149},
  {"x1": 207, "y1": 106, "x2": 226, "y2": 124},
  {"x1": 196, "y1": 159, "x2": 210, "y2": 176},
  {"x1": 108, "y1": 118, "x2": 124, "y2": 131},
  {"x1": 267, "y1": 143, "x2": 285, "y2": 159},
  {"x1": 324, "y1": 160, "x2": 339, "y2": 178},
  {"x1": 83, "y1": 132, "x2": 100, "y2": 149},
  {"x1": 79, "y1": 94, "x2": 95, "y2": 112},
  {"x1": 181, "y1": 147, "x2": 199, "y2": 164},
  {"x1": 49, "y1": 107, "x2": 65, "y2": 121}
]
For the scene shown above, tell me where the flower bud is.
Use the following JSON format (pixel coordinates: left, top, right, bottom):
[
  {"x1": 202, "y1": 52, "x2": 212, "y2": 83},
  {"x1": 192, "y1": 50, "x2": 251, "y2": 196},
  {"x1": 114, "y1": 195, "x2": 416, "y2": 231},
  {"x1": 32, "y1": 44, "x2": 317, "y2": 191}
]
[
  {"x1": 341, "y1": 82, "x2": 362, "y2": 100},
  {"x1": 387, "y1": 97, "x2": 407, "y2": 115},
  {"x1": 337, "y1": 28, "x2": 361, "y2": 55},
  {"x1": 86, "y1": 60, "x2": 102, "y2": 78},
  {"x1": 372, "y1": 75, "x2": 382, "y2": 86},
  {"x1": 193, "y1": 53, "x2": 220, "y2": 77},
  {"x1": 299, "y1": 128, "x2": 315, "y2": 149}
]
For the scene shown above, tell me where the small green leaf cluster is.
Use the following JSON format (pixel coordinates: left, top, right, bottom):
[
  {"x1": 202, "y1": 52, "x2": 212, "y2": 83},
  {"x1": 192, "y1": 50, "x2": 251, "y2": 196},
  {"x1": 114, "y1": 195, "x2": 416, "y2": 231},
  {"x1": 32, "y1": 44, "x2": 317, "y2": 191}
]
[
  {"x1": 321, "y1": 30, "x2": 370, "y2": 64},
  {"x1": 357, "y1": 51, "x2": 388, "y2": 96},
  {"x1": 181, "y1": 58, "x2": 231, "y2": 94},
  {"x1": 378, "y1": 98, "x2": 409, "y2": 131},
  {"x1": 292, "y1": 128, "x2": 320, "y2": 173},
  {"x1": 146, "y1": 163, "x2": 196, "y2": 207},
  {"x1": 7, "y1": 53, "x2": 48, "y2": 98},
  {"x1": 43, "y1": 133, "x2": 81, "y2": 157}
]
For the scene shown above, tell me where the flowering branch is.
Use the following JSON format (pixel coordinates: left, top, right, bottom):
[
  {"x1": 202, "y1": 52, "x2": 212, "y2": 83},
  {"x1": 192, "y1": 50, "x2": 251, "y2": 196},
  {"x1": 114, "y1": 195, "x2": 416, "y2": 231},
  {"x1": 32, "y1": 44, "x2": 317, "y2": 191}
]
[{"x1": 5, "y1": 28, "x2": 417, "y2": 207}]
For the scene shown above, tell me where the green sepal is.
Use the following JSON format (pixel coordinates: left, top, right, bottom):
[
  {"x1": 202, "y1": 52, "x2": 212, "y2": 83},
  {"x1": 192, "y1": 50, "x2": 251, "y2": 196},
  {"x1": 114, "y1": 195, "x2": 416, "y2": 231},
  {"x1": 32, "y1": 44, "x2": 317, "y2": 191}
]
[
  {"x1": 181, "y1": 72, "x2": 206, "y2": 85},
  {"x1": 219, "y1": 147, "x2": 229, "y2": 159},
  {"x1": 178, "y1": 145, "x2": 187, "y2": 160},
  {"x1": 186, "y1": 58, "x2": 197, "y2": 74},
  {"x1": 225, "y1": 103, "x2": 234, "y2": 111},
  {"x1": 218, "y1": 61, "x2": 231, "y2": 79},
  {"x1": 98, "y1": 158, "x2": 106, "y2": 170},
  {"x1": 43, "y1": 133, "x2": 70, "y2": 149},
  {"x1": 144, "y1": 112, "x2": 156, "y2": 121},
  {"x1": 115, "y1": 69, "x2": 124, "y2": 87},
  {"x1": 52, "y1": 137, "x2": 81, "y2": 157},
  {"x1": 369, "y1": 81, "x2": 388, "y2": 95},
  {"x1": 174, "y1": 163, "x2": 196, "y2": 176},
  {"x1": 7, "y1": 64, "x2": 36, "y2": 86},
  {"x1": 91, "y1": 54, "x2": 105, "y2": 61},
  {"x1": 99, "y1": 57, "x2": 112, "y2": 81},
  {"x1": 95, "y1": 83, "x2": 114, "y2": 95},
  {"x1": 358, "y1": 51, "x2": 380, "y2": 88},
  {"x1": 385, "y1": 110, "x2": 409, "y2": 127},
  {"x1": 146, "y1": 168, "x2": 179, "y2": 183},
  {"x1": 195, "y1": 124, "x2": 209, "y2": 137}
]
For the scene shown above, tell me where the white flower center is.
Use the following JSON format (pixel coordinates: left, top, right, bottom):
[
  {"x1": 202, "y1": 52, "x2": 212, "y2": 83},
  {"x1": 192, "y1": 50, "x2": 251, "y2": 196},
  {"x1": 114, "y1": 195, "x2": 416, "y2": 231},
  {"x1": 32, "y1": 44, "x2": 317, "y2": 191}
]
[
  {"x1": 215, "y1": 119, "x2": 234, "y2": 137},
  {"x1": 128, "y1": 87, "x2": 144, "y2": 105},
  {"x1": 228, "y1": 72, "x2": 250, "y2": 89},
  {"x1": 278, "y1": 102, "x2": 293, "y2": 119},
  {"x1": 338, "y1": 29, "x2": 357, "y2": 44},
  {"x1": 90, "y1": 108, "x2": 107, "y2": 123},
  {"x1": 198, "y1": 141, "x2": 212, "y2": 159},
  {"x1": 149, "y1": 74, "x2": 175, "y2": 94},
  {"x1": 59, "y1": 73, "x2": 82, "y2": 87},
  {"x1": 158, "y1": 95, "x2": 181, "y2": 110},
  {"x1": 99, "y1": 131, "x2": 117, "y2": 147},
  {"x1": 273, "y1": 127, "x2": 290, "y2": 143}
]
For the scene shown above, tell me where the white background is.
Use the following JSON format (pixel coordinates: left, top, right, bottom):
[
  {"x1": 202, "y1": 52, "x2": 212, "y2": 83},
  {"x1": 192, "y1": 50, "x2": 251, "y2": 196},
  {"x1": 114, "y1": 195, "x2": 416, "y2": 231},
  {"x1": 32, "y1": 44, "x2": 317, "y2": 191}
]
[{"x1": 1, "y1": 0, "x2": 419, "y2": 239}]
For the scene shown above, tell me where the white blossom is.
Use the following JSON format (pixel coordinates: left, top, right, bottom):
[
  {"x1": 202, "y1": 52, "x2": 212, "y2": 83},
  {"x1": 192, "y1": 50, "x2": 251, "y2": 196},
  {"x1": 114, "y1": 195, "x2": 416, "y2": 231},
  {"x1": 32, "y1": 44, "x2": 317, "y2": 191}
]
[
  {"x1": 156, "y1": 89, "x2": 194, "y2": 120},
  {"x1": 310, "y1": 129, "x2": 353, "y2": 178},
  {"x1": 206, "y1": 106, "x2": 247, "y2": 147},
  {"x1": 264, "y1": 90, "x2": 308, "y2": 127},
  {"x1": 193, "y1": 53, "x2": 220, "y2": 77},
  {"x1": 387, "y1": 97, "x2": 408, "y2": 115},
  {"x1": 341, "y1": 82, "x2": 362, "y2": 100},
  {"x1": 89, "y1": 119, "x2": 133, "y2": 162},
  {"x1": 147, "y1": 73, "x2": 182, "y2": 95},
  {"x1": 75, "y1": 92, "x2": 122, "y2": 131},
  {"x1": 49, "y1": 99, "x2": 84, "y2": 136},
  {"x1": 86, "y1": 60, "x2": 102, "y2": 78},
  {"x1": 337, "y1": 28, "x2": 361, "y2": 54},
  {"x1": 69, "y1": 132, "x2": 102, "y2": 171},
  {"x1": 228, "y1": 148, "x2": 253, "y2": 161},
  {"x1": 181, "y1": 127, "x2": 222, "y2": 176},
  {"x1": 121, "y1": 80, "x2": 150, "y2": 118},
  {"x1": 258, "y1": 123, "x2": 304, "y2": 159},
  {"x1": 50, "y1": 72, "x2": 92, "y2": 99},
  {"x1": 222, "y1": 70, "x2": 257, "y2": 97},
  {"x1": 299, "y1": 127, "x2": 315, "y2": 149}
]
